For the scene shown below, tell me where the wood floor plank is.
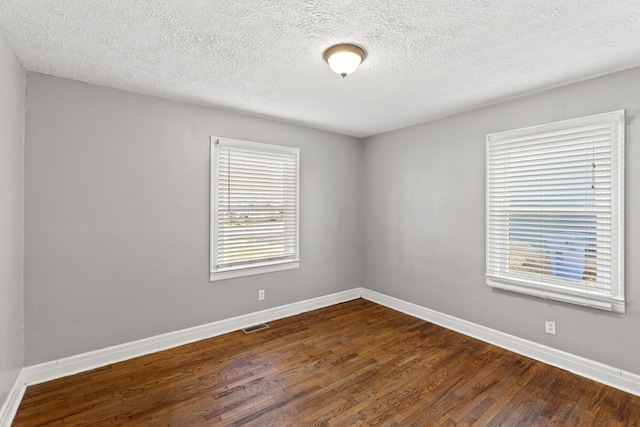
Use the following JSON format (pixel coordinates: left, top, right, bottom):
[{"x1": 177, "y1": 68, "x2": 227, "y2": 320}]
[{"x1": 12, "y1": 299, "x2": 640, "y2": 426}]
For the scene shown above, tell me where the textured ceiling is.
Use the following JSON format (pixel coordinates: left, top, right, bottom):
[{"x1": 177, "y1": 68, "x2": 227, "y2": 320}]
[{"x1": 1, "y1": 1, "x2": 640, "y2": 137}]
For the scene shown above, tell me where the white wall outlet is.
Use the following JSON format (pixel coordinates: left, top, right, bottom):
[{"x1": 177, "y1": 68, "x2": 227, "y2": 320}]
[
  {"x1": 545, "y1": 320, "x2": 556, "y2": 335},
  {"x1": 258, "y1": 289, "x2": 265, "y2": 301}
]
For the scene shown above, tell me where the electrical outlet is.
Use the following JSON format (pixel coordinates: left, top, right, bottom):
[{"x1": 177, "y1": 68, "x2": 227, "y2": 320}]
[
  {"x1": 545, "y1": 320, "x2": 556, "y2": 335},
  {"x1": 258, "y1": 289, "x2": 265, "y2": 301}
]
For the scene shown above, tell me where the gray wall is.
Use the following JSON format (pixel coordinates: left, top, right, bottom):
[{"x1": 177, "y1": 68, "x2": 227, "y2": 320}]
[
  {"x1": 363, "y1": 67, "x2": 640, "y2": 375},
  {"x1": 24, "y1": 73, "x2": 362, "y2": 365},
  {"x1": 0, "y1": 34, "x2": 24, "y2": 404}
]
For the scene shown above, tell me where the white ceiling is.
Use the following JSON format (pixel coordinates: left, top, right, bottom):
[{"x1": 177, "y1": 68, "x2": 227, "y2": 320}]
[{"x1": 1, "y1": 1, "x2": 640, "y2": 137}]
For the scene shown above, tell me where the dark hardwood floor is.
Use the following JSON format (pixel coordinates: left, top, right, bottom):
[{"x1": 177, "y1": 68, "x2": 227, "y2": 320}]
[{"x1": 13, "y1": 299, "x2": 640, "y2": 426}]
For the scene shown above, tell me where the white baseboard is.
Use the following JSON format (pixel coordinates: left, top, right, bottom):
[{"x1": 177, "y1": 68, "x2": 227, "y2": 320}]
[
  {"x1": 360, "y1": 288, "x2": 640, "y2": 397},
  {"x1": 22, "y1": 288, "x2": 362, "y2": 386},
  {"x1": 0, "y1": 370, "x2": 26, "y2": 427}
]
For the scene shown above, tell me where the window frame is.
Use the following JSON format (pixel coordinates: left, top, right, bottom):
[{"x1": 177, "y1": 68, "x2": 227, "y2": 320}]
[
  {"x1": 486, "y1": 110, "x2": 625, "y2": 313},
  {"x1": 210, "y1": 137, "x2": 300, "y2": 282}
]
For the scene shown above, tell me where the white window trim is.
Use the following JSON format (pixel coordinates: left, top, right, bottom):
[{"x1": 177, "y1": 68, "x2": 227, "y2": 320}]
[
  {"x1": 210, "y1": 137, "x2": 300, "y2": 282},
  {"x1": 486, "y1": 110, "x2": 625, "y2": 313},
  {"x1": 210, "y1": 259, "x2": 300, "y2": 282}
]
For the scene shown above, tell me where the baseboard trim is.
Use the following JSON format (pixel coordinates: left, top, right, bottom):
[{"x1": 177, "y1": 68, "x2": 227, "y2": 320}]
[
  {"x1": 360, "y1": 288, "x2": 640, "y2": 397},
  {"x1": 22, "y1": 288, "x2": 362, "y2": 386},
  {"x1": 0, "y1": 370, "x2": 26, "y2": 427}
]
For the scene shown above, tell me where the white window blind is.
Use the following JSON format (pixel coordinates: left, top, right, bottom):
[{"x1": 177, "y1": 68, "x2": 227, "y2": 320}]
[
  {"x1": 486, "y1": 110, "x2": 625, "y2": 313},
  {"x1": 210, "y1": 138, "x2": 299, "y2": 281}
]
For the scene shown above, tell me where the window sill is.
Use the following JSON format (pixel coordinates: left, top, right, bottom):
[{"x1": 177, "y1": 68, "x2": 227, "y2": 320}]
[
  {"x1": 486, "y1": 276, "x2": 625, "y2": 314},
  {"x1": 210, "y1": 260, "x2": 299, "y2": 282}
]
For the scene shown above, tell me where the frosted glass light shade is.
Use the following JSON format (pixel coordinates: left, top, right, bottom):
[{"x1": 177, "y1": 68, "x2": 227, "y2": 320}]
[{"x1": 324, "y1": 44, "x2": 366, "y2": 77}]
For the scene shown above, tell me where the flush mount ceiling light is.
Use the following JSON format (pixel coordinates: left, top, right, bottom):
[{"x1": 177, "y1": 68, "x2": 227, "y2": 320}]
[{"x1": 324, "y1": 44, "x2": 366, "y2": 78}]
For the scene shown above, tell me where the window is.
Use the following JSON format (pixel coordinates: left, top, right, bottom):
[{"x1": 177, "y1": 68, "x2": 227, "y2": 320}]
[
  {"x1": 486, "y1": 110, "x2": 625, "y2": 313},
  {"x1": 210, "y1": 137, "x2": 299, "y2": 281}
]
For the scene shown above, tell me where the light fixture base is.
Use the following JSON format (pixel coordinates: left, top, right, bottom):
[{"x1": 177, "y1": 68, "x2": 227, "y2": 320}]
[{"x1": 324, "y1": 44, "x2": 366, "y2": 77}]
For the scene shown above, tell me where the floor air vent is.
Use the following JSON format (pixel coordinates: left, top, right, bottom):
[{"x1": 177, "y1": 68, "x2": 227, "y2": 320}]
[{"x1": 242, "y1": 323, "x2": 269, "y2": 334}]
